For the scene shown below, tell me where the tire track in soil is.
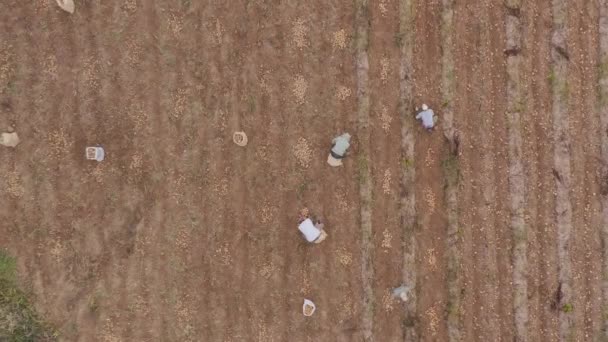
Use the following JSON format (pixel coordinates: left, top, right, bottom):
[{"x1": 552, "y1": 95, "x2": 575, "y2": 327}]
[
  {"x1": 156, "y1": 16, "x2": 193, "y2": 338},
  {"x1": 74, "y1": 2, "x2": 122, "y2": 340},
  {"x1": 181, "y1": 4, "x2": 234, "y2": 340},
  {"x1": 354, "y1": 0, "x2": 374, "y2": 340},
  {"x1": 181, "y1": 3, "x2": 220, "y2": 340},
  {"x1": 117, "y1": 3, "x2": 164, "y2": 340},
  {"x1": 412, "y1": 0, "x2": 449, "y2": 340},
  {"x1": 118, "y1": 3, "x2": 174, "y2": 340},
  {"x1": 599, "y1": 1, "x2": 608, "y2": 338},
  {"x1": 198, "y1": 7, "x2": 234, "y2": 339},
  {"x1": 504, "y1": 2, "x2": 528, "y2": 342},
  {"x1": 154, "y1": 3, "x2": 212, "y2": 341},
  {"x1": 87, "y1": 2, "x2": 153, "y2": 340},
  {"x1": 170, "y1": 3, "x2": 222, "y2": 341},
  {"x1": 519, "y1": 0, "x2": 559, "y2": 340},
  {"x1": 398, "y1": 0, "x2": 418, "y2": 340},
  {"x1": 566, "y1": 1, "x2": 602, "y2": 340},
  {"x1": 550, "y1": 0, "x2": 575, "y2": 339},
  {"x1": 453, "y1": 0, "x2": 512, "y2": 340},
  {"x1": 135, "y1": 2, "x2": 174, "y2": 340},
  {"x1": 368, "y1": 0, "x2": 406, "y2": 340}
]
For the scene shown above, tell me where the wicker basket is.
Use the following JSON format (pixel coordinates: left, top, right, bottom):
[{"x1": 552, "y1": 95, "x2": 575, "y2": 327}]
[
  {"x1": 303, "y1": 299, "x2": 316, "y2": 316},
  {"x1": 86, "y1": 147, "x2": 104, "y2": 161},
  {"x1": 233, "y1": 131, "x2": 248, "y2": 146}
]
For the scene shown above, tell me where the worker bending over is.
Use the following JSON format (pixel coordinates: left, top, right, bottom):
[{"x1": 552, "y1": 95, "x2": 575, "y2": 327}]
[
  {"x1": 415, "y1": 104, "x2": 436, "y2": 132},
  {"x1": 327, "y1": 132, "x2": 351, "y2": 167}
]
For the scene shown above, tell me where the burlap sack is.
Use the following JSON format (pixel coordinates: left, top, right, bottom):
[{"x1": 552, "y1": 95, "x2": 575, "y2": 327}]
[{"x1": 56, "y1": 0, "x2": 75, "y2": 14}]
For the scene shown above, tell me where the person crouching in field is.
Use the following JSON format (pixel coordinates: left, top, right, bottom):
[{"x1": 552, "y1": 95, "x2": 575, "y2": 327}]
[
  {"x1": 327, "y1": 133, "x2": 351, "y2": 167},
  {"x1": 298, "y1": 210, "x2": 328, "y2": 244},
  {"x1": 415, "y1": 104, "x2": 436, "y2": 132}
]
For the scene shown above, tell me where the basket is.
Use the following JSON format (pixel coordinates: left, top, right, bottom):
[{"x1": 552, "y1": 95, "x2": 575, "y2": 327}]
[
  {"x1": 56, "y1": 0, "x2": 75, "y2": 13},
  {"x1": 303, "y1": 299, "x2": 316, "y2": 316},
  {"x1": 86, "y1": 147, "x2": 104, "y2": 162},
  {"x1": 233, "y1": 131, "x2": 248, "y2": 146}
]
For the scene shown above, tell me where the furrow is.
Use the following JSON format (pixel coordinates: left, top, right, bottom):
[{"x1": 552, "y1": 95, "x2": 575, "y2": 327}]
[
  {"x1": 549, "y1": 0, "x2": 574, "y2": 339},
  {"x1": 504, "y1": 1, "x2": 528, "y2": 341}
]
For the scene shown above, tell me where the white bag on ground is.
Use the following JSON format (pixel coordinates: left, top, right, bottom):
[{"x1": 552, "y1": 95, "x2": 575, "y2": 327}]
[
  {"x1": 303, "y1": 299, "x2": 316, "y2": 316},
  {"x1": 0, "y1": 132, "x2": 19, "y2": 148},
  {"x1": 298, "y1": 218, "x2": 321, "y2": 242},
  {"x1": 56, "y1": 0, "x2": 75, "y2": 14}
]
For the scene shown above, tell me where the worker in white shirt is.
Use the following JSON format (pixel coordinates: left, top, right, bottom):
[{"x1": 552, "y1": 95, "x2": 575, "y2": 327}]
[
  {"x1": 415, "y1": 104, "x2": 436, "y2": 131},
  {"x1": 392, "y1": 284, "x2": 412, "y2": 302},
  {"x1": 297, "y1": 212, "x2": 328, "y2": 244},
  {"x1": 327, "y1": 132, "x2": 351, "y2": 167}
]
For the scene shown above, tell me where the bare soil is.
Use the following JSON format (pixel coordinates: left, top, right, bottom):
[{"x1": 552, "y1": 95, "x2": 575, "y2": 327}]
[{"x1": 0, "y1": 0, "x2": 606, "y2": 341}]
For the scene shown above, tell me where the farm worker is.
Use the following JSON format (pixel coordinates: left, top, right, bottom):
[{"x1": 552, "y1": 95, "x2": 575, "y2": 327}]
[
  {"x1": 298, "y1": 217, "x2": 328, "y2": 244},
  {"x1": 415, "y1": 104, "x2": 436, "y2": 131},
  {"x1": 392, "y1": 284, "x2": 412, "y2": 302},
  {"x1": 327, "y1": 132, "x2": 351, "y2": 167}
]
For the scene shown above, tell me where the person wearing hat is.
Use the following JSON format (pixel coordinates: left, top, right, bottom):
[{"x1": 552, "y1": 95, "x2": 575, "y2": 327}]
[
  {"x1": 297, "y1": 211, "x2": 328, "y2": 244},
  {"x1": 415, "y1": 104, "x2": 436, "y2": 131},
  {"x1": 392, "y1": 284, "x2": 412, "y2": 302},
  {"x1": 327, "y1": 132, "x2": 351, "y2": 167}
]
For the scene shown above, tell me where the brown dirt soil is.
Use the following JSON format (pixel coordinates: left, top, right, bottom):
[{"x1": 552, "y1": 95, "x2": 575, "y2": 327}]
[
  {"x1": 520, "y1": 1, "x2": 560, "y2": 340},
  {"x1": 453, "y1": 0, "x2": 514, "y2": 340},
  {"x1": 411, "y1": 0, "x2": 449, "y2": 340},
  {"x1": 368, "y1": 0, "x2": 409, "y2": 339},
  {"x1": 0, "y1": 0, "x2": 606, "y2": 341}
]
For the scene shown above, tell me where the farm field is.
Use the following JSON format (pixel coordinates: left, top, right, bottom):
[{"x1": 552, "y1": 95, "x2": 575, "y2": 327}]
[{"x1": 0, "y1": 0, "x2": 607, "y2": 341}]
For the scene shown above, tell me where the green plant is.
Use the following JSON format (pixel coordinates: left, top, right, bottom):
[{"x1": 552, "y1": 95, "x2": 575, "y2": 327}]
[
  {"x1": 442, "y1": 154, "x2": 459, "y2": 186},
  {"x1": 296, "y1": 179, "x2": 309, "y2": 199},
  {"x1": 88, "y1": 295, "x2": 99, "y2": 313},
  {"x1": 402, "y1": 158, "x2": 413, "y2": 169},
  {"x1": 599, "y1": 58, "x2": 608, "y2": 79},
  {"x1": 446, "y1": 299, "x2": 459, "y2": 316},
  {"x1": 0, "y1": 250, "x2": 56, "y2": 340},
  {"x1": 513, "y1": 226, "x2": 527, "y2": 244},
  {"x1": 6, "y1": 80, "x2": 15, "y2": 93},
  {"x1": 358, "y1": 155, "x2": 369, "y2": 183},
  {"x1": 394, "y1": 32, "x2": 403, "y2": 47},
  {"x1": 0, "y1": 251, "x2": 16, "y2": 283},
  {"x1": 561, "y1": 303, "x2": 573, "y2": 313},
  {"x1": 547, "y1": 68, "x2": 556, "y2": 87},
  {"x1": 248, "y1": 95, "x2": 256, "y2": 113},
  {"x1": 455, "y1": 226, "x2": 464, "y2": 239}
]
